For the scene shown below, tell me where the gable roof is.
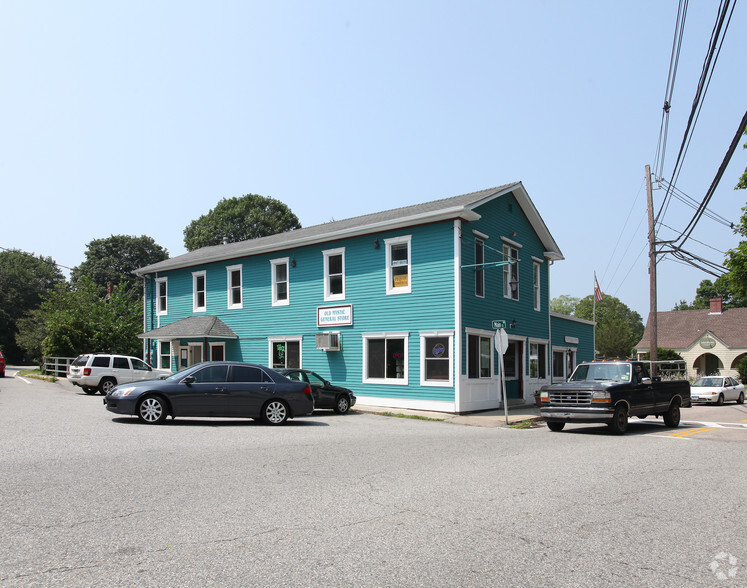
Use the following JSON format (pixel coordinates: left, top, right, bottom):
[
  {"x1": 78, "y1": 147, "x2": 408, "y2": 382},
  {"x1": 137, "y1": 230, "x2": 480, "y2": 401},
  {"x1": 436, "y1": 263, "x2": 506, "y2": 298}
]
[
  {"x1": 636, "y1": 307, "x2": 747, "y2": 350},
  {"x1": 136, "y1": 182, "x2": 563, "y2": 275},
  {"x1": 137, "y1": 316, "x2": 238, "y2": 340}
]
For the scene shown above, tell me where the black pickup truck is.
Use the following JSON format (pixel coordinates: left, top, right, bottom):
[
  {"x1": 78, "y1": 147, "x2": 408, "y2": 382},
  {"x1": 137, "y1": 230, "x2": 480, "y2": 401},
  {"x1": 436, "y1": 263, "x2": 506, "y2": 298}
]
[{"x1": 539, "y1": 361, "x2": 691, "y2": 434}]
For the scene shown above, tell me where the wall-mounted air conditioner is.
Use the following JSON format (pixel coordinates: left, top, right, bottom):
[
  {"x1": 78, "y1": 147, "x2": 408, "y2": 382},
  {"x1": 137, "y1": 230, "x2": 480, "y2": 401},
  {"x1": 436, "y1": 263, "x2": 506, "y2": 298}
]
[{"x1": 315, "y1": 332, "x2": 340, "y2": 351}]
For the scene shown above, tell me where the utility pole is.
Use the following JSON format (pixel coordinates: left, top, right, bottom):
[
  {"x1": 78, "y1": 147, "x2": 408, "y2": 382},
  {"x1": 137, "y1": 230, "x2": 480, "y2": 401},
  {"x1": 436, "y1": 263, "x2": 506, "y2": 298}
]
[{"x1": 646, "y1": 165, "x2": 658, "y2": 377}]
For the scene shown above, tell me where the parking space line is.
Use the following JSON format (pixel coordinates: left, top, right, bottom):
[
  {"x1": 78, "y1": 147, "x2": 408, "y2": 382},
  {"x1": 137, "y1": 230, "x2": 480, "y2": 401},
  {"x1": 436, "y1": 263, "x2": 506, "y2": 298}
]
[{"x1": 667, "y1": 427, "x2": 715, "y2": 438}]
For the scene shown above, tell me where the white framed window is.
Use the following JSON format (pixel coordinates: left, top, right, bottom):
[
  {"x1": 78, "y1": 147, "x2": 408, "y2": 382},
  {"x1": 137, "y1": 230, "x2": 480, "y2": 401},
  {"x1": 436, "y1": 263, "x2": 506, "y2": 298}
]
[
  {"x1": 268, "y1": 337, "x2": 302, "y2": 369},
  {"x1": 467, "y1": 329, "x2": 493, "y2": 379},
  {"x1": 192, "y1": 271, "x2": 206, "y2": 312},
  {"x1": 503, "y1": 243, "x2": 519, "y2": 300},
  {"x1": 158, "y1": 340, "x2": 171, "y2": 370},
  {"x1": 323, "y1": 247, "x2": 346, "y2": 301},
  {"x1": 420, "y1": 331, "x2": 454, "y2": 387},
  {"x1": 363, "y1": 332, "x2": 409, "y2": 384},
  {"x1": 271, "y1": 257, "x2": 289, "y2": 306},
  {"x1": 155, "y1": 277, "x2": 168, "y2": 316},
  {"x1": 475, "y1": 240, "x2": 485, "y2": 298},
  {"x1": 533, "y1": 259, "x2": 542, "y2": 311},
  {"x1": 529, "y1": 341, "x2": 548, "y2": 379},
  {"x1": 385, "y1": 235, "x2": 412, "y2": 295},
  {"x1": 227, "y1": 264, "x2": 243, "y2": 309}
]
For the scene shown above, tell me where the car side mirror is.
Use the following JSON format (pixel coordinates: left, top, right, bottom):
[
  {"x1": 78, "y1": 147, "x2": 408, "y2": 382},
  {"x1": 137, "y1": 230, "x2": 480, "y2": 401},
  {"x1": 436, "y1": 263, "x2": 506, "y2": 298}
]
[
  {"x1": 641, "y1": 377, "x2": 652, "y2": 385},
  {"x1": 324, "y1": 380, "x2": 331, "y2": 387},
  {"x1": 181, "y1": 376, "x2": 195, "y2": 385}
]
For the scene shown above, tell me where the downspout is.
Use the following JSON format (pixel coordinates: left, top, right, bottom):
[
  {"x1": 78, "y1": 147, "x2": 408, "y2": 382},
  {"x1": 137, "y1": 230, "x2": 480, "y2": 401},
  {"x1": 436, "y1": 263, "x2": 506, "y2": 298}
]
[{"x1": 454, "y1": 220, "x2": 462, "y2": 413}]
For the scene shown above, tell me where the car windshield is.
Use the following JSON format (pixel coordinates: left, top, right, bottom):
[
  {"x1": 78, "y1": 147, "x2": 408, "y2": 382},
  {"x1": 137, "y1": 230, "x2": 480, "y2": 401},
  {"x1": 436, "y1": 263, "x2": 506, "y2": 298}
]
[
  {"x1": 570, "y1": 363, "x2": 631, "y2": 382},
  {"x1": 72, "y1": 355, "x2": 90, "y2": 366},
  {"x1": 692, "y1": 377, "x2": 723, "y2": 387}
]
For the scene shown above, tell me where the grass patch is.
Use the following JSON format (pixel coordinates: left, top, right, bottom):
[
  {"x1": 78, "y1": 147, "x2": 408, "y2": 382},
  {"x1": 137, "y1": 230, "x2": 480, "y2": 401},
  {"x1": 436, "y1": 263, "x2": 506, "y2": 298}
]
[
  {"x1": 17, "y1": 369, "x2": 57, "y2": 383},
  {"x1": 375, "y1": 411, "x2": 445, "y2": 422},
  {"x1": 508, "y1": 418, "x2": 542, "y2": 429}
]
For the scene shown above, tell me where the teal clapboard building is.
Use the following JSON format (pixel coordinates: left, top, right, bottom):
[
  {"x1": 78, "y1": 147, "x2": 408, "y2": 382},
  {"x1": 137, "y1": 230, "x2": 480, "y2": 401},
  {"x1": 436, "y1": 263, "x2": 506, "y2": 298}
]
[{"x1": 136, "y1": 183, "x2": 593, "y2": 413}]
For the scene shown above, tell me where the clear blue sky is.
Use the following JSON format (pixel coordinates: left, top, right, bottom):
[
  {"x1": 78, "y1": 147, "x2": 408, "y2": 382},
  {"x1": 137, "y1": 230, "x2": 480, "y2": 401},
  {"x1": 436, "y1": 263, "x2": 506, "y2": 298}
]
[{"x1": 2, "y1": 1, "x2": 745, "y2": 319}]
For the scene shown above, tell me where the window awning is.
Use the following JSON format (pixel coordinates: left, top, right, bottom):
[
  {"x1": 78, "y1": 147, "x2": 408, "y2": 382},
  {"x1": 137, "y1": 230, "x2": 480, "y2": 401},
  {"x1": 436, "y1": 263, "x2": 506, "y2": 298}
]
[{"x1": 138, "y1": 316, "x2": 238, "y2": 340}]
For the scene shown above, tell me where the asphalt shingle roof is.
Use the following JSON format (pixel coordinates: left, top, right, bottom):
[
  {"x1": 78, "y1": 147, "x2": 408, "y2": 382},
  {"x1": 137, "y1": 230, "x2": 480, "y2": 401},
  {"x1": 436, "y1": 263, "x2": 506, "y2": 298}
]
[
  {"x1": 636, "y1": 307, "x2": 747, "y2": 350},
  {"x1": 137, "y1": 316, "x2": 238, "y2": 340},
  {"x1": 136, "y1": 182, "x2": 563, "y2": 275}
]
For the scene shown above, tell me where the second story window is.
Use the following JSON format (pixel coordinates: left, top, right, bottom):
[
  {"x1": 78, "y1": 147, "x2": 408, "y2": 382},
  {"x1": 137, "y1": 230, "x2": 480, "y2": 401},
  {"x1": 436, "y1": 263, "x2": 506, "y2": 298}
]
[
  {"x1": 227, "y1": 265, "x2": 243, "y2": 309},
  {"x1": 385, "y1": 235, "x2": 412, "y2": 295},
  {"x1": 475, "y1": 240, "x2": 485, "y2": 298},
  {"x1": 193, "y1": 271, "x2": 206, "y2": 312},
  {"x1": 155, "y1": 277, "x2": 167, "y2": 316},
  {"x1": 533, "y1": 260, "x2": 541, "y2": 311},
  {"x1": 271, "y1": 258, "x2": 289, "y2": 306},
  {"x1": 503, "y1": 244, "x2": 519, "y2": 300},
  {"x1": 323, "y1": 248, "x2": 345, "y2": 301}
]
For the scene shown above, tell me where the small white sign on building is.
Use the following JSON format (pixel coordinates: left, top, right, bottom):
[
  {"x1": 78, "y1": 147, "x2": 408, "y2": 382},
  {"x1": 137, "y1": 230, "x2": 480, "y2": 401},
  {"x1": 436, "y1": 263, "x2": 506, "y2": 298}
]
[{"x1": 317, "y1": 305, "x2": 353, "y2": 327}]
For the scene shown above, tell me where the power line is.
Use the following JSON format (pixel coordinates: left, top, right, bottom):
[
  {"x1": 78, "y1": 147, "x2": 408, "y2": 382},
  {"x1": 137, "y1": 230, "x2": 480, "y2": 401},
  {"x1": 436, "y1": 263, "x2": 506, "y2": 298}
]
[{"x1": 656, "y1": 0, "x2": 737, "y2": 227}]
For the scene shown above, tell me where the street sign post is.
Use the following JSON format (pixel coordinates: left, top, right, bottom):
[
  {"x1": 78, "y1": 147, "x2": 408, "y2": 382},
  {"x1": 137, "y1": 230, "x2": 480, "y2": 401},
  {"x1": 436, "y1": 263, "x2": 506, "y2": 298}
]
[{"x1": 494, "y1": 328, "x2": 509, "y2": 424}]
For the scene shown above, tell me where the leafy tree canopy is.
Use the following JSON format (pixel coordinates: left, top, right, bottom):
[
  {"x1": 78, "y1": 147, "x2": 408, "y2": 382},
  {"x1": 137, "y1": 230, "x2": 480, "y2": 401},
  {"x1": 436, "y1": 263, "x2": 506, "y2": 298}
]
[
  {"x1": 673, "y1": 276, "x2": 747, "y2": 310},
  {"x1": 19, "y1": 276, "x2": 143, "y2": 360},
  {"x1": 70, "y1": 235, "x2": 168, "y2": 295},
  {"x1": 550, "y1": 295, "x2": 581, "y2": 315},
  {"x1": 0, "y1": 249, "x2": 65, "y2": 361},
  {"x1": 183, "y1": 194, "x2": 302, "y2": 252},
  {"x1": 574, "y1": 295, "x2": 644, "y2": 359}
]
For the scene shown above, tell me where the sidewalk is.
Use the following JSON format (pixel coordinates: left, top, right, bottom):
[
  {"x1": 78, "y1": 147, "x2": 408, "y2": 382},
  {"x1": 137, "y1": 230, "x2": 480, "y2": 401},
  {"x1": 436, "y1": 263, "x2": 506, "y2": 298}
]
[{"x1": 353, "y1": 403, "x2": 544, "y2": 428}]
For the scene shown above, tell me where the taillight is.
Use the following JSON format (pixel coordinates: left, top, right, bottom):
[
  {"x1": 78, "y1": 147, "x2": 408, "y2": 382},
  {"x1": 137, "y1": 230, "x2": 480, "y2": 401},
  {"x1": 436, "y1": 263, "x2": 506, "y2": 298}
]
[
  {"x1": 84, "y1": 368, "x2": 91, "y2": 376},
  {"x1": 303, "y1": 384, "x2": 312, "y2": 395}
]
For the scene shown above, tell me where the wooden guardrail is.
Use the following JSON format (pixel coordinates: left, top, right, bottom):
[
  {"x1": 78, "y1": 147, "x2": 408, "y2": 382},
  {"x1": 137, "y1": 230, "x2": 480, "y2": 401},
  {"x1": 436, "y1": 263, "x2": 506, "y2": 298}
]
[{"x1": 43, "y1": 357, "x2": 76, "y2": 377}]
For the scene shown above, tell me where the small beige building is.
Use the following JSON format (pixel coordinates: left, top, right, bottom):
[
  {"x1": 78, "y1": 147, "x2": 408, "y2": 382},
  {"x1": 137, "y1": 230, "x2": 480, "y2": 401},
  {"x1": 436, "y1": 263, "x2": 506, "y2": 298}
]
[{"x1": 636, "y1": 298, "x2": 747, "y2": 379}]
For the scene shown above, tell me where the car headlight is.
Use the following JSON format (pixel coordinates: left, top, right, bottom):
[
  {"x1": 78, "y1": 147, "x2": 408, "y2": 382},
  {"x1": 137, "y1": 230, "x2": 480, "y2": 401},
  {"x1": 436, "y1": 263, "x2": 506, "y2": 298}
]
[{"x1": 114, "y1": 386, "x2": 137, "y2": 397}]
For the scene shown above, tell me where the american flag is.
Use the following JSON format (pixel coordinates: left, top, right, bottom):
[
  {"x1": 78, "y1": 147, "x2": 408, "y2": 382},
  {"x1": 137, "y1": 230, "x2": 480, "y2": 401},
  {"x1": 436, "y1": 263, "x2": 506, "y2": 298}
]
[{"x1": 594, "y1": 275, "x2": 604, "y2": 303}]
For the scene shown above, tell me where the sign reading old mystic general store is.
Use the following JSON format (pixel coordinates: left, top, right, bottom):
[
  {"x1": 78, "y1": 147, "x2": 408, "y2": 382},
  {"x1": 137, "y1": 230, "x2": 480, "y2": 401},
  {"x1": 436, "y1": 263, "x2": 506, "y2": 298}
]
[{"x1": 317, "y1": 305, "x2": 353, "y2": 327}]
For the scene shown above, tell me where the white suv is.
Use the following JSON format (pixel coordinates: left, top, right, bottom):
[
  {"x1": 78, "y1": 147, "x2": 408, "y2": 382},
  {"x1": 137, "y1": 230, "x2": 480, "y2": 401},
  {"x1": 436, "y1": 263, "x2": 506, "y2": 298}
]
[{"x1": 67, "y1": 354, "x2": 170, "y2": 395}]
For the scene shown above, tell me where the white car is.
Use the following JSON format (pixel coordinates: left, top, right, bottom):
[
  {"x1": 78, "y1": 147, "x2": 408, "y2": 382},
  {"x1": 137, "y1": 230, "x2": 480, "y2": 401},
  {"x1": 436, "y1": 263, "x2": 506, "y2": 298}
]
[
  {"x1": 690, "y1": 376, "x2": 745, "y2": 405},
  {"x1": 68, "y1": 354, "x2": 171, "y2": 395}
]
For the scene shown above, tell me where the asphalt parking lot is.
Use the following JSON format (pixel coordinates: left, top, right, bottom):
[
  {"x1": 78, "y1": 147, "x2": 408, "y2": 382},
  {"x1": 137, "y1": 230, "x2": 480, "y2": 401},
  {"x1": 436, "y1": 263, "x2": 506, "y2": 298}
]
[{"x1": 1, "y1": 369, "x2": 746, "y2": 587}]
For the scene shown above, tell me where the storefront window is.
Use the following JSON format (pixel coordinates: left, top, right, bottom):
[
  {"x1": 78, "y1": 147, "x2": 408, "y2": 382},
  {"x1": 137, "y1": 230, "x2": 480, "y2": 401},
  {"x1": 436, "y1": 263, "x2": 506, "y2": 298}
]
[
  {"x1": 364, "y1": 334, "x2": 408, "y2": 383},
  {"x1": 468, "y1": 334, "x2": 491, "y2": 378}
]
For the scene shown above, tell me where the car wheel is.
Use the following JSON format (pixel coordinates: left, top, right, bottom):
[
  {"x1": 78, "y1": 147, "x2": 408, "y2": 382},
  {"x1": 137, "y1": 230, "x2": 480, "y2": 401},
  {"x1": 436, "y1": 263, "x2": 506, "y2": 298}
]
[
  {"x1": 334, "y1": 395, "x2": 351, "y2": 414},
  {"x1": 608, "y1": 404, "x2": 628, "y2": 435},
  {"x1": 737, "y1": 392, "x2": 745, "y2": 405},
  {"x1": 137, "y1": 395, "x2": 168, "y2": 424},
  {"x1": 663, "y1": 402, "x2": 680, "y2": 427},
  {"x1": 716, "y1": 394, "x2": 724, "y2": 406},
  {"x1": 547, "y1": 421, "x2": 565, "y2": 432},
  {"x1": 262, "y1": 400, "x2": 289, "y2": 425},
  {"x1": 99, "y1": 378, "x2": 117, "y2": 395},
  {"x1": 83, "y1": 386, "x2": 98, "y2": 395}
]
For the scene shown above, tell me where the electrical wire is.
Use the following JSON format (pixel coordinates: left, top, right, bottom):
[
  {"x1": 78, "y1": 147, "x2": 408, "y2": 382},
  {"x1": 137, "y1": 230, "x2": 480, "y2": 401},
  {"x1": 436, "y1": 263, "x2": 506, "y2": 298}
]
[{"x1": 656, "y1": 0, "x2": 737, "y2": 228}]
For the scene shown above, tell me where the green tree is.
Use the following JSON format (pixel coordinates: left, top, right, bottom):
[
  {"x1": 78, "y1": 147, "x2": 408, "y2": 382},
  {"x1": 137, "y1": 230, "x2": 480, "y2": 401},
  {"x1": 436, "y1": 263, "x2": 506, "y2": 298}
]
[
  {"x1": 23, "y1": 276, "x2": 143, "y2": 359},
  {"x1": 575, "y1": 295, "x2": 644, "y2": 359},
  {"x1": 550, "y1": 295, "x2": 581, "y2": 315},
  {"x1": 673, "y1": 276, "x2": 747, "y2": 310},
  {"x1": 724, "y1": 205, "x2": 747, "y2": 301},
  {"x1": 0, "y1": 249, "x2": 65, "y2": 361},
  {"x1": 70, "y1": 235, "x2": 168, "y2": 295},
  {"x1": 184, "y1": 194, "x2": 302, "y2": 251}
]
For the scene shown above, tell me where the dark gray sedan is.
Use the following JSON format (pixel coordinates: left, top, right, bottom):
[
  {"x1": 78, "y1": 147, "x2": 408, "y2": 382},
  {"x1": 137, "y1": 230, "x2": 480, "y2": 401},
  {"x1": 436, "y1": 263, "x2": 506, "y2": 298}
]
[
  {"x1": 279, "y1": 369, "x2": 356, "y2": 414},
  {"x1": 104, "y1": 362, "x2": 314, "y2": 425}
]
